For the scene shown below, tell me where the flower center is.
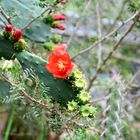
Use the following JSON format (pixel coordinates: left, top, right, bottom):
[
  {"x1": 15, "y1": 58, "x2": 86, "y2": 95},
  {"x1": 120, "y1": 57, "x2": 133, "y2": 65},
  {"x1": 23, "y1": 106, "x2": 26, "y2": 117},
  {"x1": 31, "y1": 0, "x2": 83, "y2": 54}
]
[{"x1": 57, "y1": 60, "x2": 67, "y2": 70}]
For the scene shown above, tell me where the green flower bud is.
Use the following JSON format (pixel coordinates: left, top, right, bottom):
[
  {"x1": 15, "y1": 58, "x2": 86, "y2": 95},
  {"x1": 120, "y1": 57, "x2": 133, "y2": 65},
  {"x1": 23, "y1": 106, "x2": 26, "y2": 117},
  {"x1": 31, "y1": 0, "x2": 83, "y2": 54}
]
[
  {"x1": 51, "y1": 34, "x2": 62, "y2": 43},
  {"x1": 43, "y1": 15, "x2": 53, "y2": 24},
  {"x1": 81, "y1": 106, "x2": 96, "y2": 117},
  {"x1": 25, "y1": 78, "x2": 34, "y2": 87},
  {"x1": 75, "y1": 79, "x2": 85, "y2": 88},
  {"x1": 81, "y1": 106, "x2": 90, "y2": 117},
  {"x1": 43, "y1": 42, "x2": 55, "y2": 51},
  {"x1": 67, "y1": 100, "x2": 78, "y2": 111},
  {"x1": 79, "y1": 91, "x2": 91, "y2": 102},
  {"x1": 73, "y1": 70, "x2": 83, "y2": 79},
  {"x1": 14, "y1": 39, "x2": 26, "y2": 52}
]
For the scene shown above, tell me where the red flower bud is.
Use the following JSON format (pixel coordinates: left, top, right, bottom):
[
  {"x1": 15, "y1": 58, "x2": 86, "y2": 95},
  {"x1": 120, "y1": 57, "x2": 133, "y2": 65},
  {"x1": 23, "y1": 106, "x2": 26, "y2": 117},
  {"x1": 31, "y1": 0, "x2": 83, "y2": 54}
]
[
  {"x1": 53, "y1": 14, "x2": 65, "y2": 21},
  {"x1": 5, "y1": 24, "x2": 13, "y2": 32},
  {"x1": 12, "y1": 29, "x2": 22, "y2": 41},
  {"x1": 52, "y1": 44, "x2": 68, "y2": 55},
  {"x1": 55, "y1": 24, "x2": 65, "y2": 30}
]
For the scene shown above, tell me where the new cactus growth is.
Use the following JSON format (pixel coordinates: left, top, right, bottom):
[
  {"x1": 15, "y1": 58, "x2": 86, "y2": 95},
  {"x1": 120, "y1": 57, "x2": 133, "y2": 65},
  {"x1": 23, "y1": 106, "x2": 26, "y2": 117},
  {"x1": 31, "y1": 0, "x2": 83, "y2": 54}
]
[{"x1": 14, "y1": 39, "x2": 26, "y2": 52}]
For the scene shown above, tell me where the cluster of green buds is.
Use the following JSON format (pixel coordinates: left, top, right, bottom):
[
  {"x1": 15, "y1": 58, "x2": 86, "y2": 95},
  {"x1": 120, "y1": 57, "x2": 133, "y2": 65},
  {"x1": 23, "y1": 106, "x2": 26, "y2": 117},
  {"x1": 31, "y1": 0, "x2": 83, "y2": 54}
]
[
  {"x1": 67, "y1": 70, "x2": 96, "y2": 117},
  {"x1": 43, "y1": 34, "x2": 62, "y2": 51},
  {"x1": 3, "y1": 24, "x2": 26, "y2": 53}
]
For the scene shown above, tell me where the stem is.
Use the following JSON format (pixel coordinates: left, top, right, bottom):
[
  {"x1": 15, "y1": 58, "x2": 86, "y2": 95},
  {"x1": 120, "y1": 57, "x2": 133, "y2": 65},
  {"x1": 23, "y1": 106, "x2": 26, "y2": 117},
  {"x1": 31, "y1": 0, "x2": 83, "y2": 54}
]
[
  {"x1": 4, "y1": 104, "x2": 15, "y2": 140},
  {"x1": 21, "y1": 91, "x2": 51, "y2": 112},
  {"x1": 21, "y1": 7, "x2": 51, "y2": 31},
  {"x1": 0, "y1": 74, "x2": 51, "y2": 112},
  {"x1": 0, "y1": 6, "x2": 12, "y2": 24},
  {"x1": 37, "y1": 111, "x2": 47, "y2": 140}
]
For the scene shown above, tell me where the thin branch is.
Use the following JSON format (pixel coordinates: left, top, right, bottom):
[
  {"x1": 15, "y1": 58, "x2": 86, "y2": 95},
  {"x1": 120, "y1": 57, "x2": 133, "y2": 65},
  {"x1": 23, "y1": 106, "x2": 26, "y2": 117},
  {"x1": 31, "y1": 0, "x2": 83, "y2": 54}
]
[
  {"x1": 96, "y1": 1, "x2": 103, "y2": 67},
  {"x1": 72, "y1": 10, "x2": 140, "y2": 60},
  {"x1": 21, "y1": 7, "x2": 51, "y2": 31},
  {"x1": 112, "y1": 52, "x2": 140, "y2": 65},
  {"x1": 21, "y1": 91, "x2": 51, "y2": 112},
  {"x1": 86, "y1": 14, "x2": 139, "y2": 91},
  {"x1": 67, "y1": 0, "x2": 91, "y2": 46},
  {"x1": 0, "y1": 6, "x2": 12, "y2": 24},
  {"x1": 0, "y1": 74, "x2": 51, "y2": 112},
  {"x1": 107, "y1": 0, "x2": 127, "y2": 33}
]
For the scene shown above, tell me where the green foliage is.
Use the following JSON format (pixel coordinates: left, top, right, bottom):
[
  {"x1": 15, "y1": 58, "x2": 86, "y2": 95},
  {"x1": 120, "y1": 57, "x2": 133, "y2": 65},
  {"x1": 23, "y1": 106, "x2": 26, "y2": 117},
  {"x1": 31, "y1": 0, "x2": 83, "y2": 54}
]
[{"x1": 128, "y1": 0, "x2": 140, "y2": 12}]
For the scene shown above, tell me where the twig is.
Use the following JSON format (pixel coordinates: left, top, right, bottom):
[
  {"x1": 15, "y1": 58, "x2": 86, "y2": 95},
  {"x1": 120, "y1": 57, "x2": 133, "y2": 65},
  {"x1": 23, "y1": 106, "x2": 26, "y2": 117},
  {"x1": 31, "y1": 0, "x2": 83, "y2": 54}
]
[
  {"x1": 21, "y1": 7, "x2": 51, "y2": 31},
  {"x1": 0, "y1": 74, "x2": 51, "y2": 112},
  {"x1": 21, "y1": 91, "x2": 51, "y2": 112},
  {"x1": 67, "y1": 0, "x2": 91, "y2": 46},
  {"x1": 0, "y1": 6, "x2": 12, "y2": 24},
  {"x1": 96, "y1": 1, "x2": 103, "y2": 67},
  {"x1": 107, "y1": 0, "x2": 127, "y2": 33},
  {"x1": 86, "y1": 14, "x2": 139, "y2": 91},
  {"x1": 72, "y1": 10, "x2": 140, "y2": 60},
  {"x1": 112, "y1": 52, "x2": 140, "y2": 65}
]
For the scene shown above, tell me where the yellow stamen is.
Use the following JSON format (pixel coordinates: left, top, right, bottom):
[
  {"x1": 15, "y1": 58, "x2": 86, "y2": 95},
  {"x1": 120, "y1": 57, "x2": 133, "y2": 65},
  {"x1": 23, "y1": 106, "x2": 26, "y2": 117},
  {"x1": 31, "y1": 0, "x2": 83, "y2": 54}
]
[{"x1": 57, "y1": 60, "x2": 66, "y2": 69}]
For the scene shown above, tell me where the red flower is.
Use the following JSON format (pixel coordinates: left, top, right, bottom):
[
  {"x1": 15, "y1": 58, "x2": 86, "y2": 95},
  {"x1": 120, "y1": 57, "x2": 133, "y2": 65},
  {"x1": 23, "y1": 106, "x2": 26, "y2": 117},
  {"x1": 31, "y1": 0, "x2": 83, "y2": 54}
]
[
  {"x1": 53, "y1": 14, "x2": 65, "y2": 21},
  {"x1": 12, "y1": 29, "x2": 22, "y2": 41},
  {"x1": 55, "y1": 24, "x2": 65, "y2": 30},
  {"x1": 46, "y1": 53, "x2": 74, "y2": 78},
  {"x1": 5, "y1": 24, "x2": 13, "y2": 32},
  {"x1": 52, "y1": 44, "x2": 68, "y2": 55}
]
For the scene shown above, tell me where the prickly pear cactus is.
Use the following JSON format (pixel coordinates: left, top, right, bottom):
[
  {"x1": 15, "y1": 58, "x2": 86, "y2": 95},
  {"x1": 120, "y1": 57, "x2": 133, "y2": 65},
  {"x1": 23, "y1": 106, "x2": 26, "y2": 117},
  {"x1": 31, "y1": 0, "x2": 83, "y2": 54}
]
[
  {"x1": 0, "y1": 33, "x2": 78, "y2": 105},
  {"x1": 0, "y1": 0, "x2": 80, "y2": 105},
  {"x1": 0, "y1": 33, "x2": 14, "y2": 59},
  {"x1": 1, "y1": 0, "x2": 51, "y2": 42},
  {"x1": 0, "y1": 80, "x2": 11, "y2": 98},
  {"x1": 17, "y1": 51, "x2": 78, "y2": 104}
]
